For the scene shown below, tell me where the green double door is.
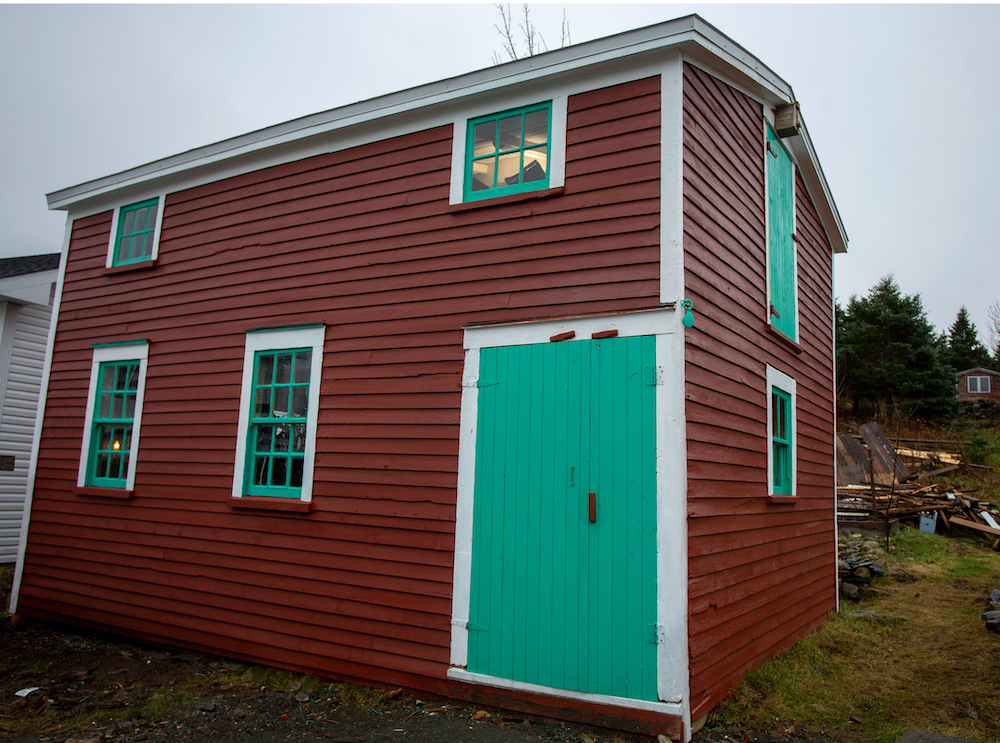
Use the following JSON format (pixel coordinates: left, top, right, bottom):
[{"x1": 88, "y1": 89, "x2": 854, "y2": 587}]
[{"x1": 468, "y1": 335, "x2": 659, "y2": 702}]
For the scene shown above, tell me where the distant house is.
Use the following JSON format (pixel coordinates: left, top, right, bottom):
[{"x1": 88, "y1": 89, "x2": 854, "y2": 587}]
[
  {"x1": 0, "y1": 253, "x2": 59, "y2": 565},
  {"x1": 12, "y1": 17, "x2": 847, "y2": 740},
  {"x1": 957, "y1": 367, "x2": 1000, "y2": 400}
]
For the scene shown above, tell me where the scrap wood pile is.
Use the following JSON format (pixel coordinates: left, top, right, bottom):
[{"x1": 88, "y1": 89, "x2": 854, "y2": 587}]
[{"x1": 837, "y1": 421, "x2": 1000, "y2": 545}]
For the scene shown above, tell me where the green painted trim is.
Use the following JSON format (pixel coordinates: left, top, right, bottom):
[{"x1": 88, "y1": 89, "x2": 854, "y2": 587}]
[
  {"x1": 86, "y1": 360, "x2": 140, "y2": 489},
  {"x1": 243, "y1": 347, "x2": 312, "y2": 498},
  {"x1": 464, "y1": 101, "x2": 551, "y2": 202},
  {"x1": 111, "y1": 197, "x2": 160, "y2": 267},
  {"x1": 245, "y1": 323, "x2": 325, "y2": 334},
  {"x1": 91, "y1": 340, "x2": 149, "y2": 349},
  {"x1": 771, "y1": 386, "x2": 792, "y2": 495}
]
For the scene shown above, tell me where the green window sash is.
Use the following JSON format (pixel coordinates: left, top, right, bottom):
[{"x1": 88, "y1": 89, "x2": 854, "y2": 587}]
[
  {"x1": 465, "y1": 102, "x2": 551, "y2": 201},
  {"x1": 88, "y1": 360, "x2": 140, "y2": 488},
  {"x1": 244, "y1": 348, "x2": 312, "y2": 498},
  {"x1": 113, "y1": 197, "x2": 159, "y2": 266},
  {"x1": 771, "y1": 386, "x2": 792, "y2": 495}
]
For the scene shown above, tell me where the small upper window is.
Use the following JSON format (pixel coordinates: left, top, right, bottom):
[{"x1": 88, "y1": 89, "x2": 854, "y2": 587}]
[
  {"x1": 108, "y1": 197, "x2": 162, "y2": 267},
  {"x1": 968, "y1": 375, "x2": 991, "y2": 394},
  {"x1": 464, "y1": 102, "x2": 551, "y2": 201}
]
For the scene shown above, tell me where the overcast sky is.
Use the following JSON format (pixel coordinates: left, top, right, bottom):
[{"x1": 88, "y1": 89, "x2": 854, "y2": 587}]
[{"x1": 1, "y1": 3, "x2": 998, "y2": 341}]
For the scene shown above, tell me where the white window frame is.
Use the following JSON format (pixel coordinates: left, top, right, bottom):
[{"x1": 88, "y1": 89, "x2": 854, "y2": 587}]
[
  {"x1": 968, "y1": 375, "x2": 991, "y2": 394},
  {"x1": 77, "y1": 341, "x2": 150, "y2": 491},
  {"x1": 105, "y1": 192, "x2": 166, "y2": 268},
  {"x1": 449, "y1": 94, "x2": 567, "y2": 205},
  {"x1": 766, "y1": 365, "x2": 797, "y2": 498},
  {"x1": 232, "y1": 325, "x2": 325, "y2": 502}
]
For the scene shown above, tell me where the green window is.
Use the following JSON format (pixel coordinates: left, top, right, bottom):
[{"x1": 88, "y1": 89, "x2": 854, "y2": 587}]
[
  {"x1": 465, "y1": 102, "x2": 550, "y2": 201},
  {"x1": 766, "y1": 124, "x2": 796, "y2": 339},
  {"x1": 113, "y1": 197, "x2": 159, "y2": 266},
  {"x1": 771, "y1": 386, "x2": 792, "y2": 495},
  {"x1": 245, "y1": 348, "x2": 312, "y2": 498},
  {"x1": 87, "y1": 360, "x2": 140, "y2": 488}
]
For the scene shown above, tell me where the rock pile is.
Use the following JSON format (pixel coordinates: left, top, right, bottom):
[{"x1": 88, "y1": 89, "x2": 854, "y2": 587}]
[
  {"x1": 838, "y1": 532, "x2": 889, "y2": 600},
  {"x1": 984, "y1": 588, "x2": 1000, "y2": 633}
]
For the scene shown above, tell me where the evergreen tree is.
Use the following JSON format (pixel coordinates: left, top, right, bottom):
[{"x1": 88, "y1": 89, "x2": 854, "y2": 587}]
[
  {"x1": 947, "y1": 306, "x2": 993, "y2": 371},
  {"x1": 837, "y1": 275, "x2": 955, "y2": 420}
]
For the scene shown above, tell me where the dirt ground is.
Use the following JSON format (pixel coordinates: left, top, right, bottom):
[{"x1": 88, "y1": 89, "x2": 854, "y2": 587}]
[{"x1": 1, "y1": 616, "x2": 784, "y2": 743}]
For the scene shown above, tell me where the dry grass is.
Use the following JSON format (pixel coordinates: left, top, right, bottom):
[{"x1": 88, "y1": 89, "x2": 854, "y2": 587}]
[{"x1": 710, "y1": 527, "x2": 1000, "y2": 743}]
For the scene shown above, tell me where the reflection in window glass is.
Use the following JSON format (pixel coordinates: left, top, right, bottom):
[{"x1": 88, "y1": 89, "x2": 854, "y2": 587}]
[{"x1": 466, "y1": 102, "x2": 550, "y2": 199}]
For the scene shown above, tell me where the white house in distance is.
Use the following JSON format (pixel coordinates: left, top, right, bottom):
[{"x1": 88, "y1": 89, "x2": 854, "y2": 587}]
[{"x1": 0, "y1": 253, "x2": 60, "y2": 565}]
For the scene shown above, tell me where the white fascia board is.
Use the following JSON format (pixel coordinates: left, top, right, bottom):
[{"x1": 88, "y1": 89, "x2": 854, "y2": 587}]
[
  {"x1": 0, "y1": 269, "x2": 58, "y2": 306},
  {"x1": 785, "y1": 113, "x2": 848, "y2": 254},
  {"x1": 46, "y1": 15, "x2": 797, "y2": 214}
]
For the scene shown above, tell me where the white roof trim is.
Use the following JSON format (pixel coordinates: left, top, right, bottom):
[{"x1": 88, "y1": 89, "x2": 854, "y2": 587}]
[{"x1": 45, "y1": 14, "x2": 846, "y2": 254}]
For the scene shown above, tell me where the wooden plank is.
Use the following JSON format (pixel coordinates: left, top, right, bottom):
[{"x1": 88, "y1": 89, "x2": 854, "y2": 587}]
[
  {"x1": 859, "y1": 421, "x2": 911, "y2": 482},
  {"x1": 950, "y1": 516, "x2": 1000, "y2": 537}
]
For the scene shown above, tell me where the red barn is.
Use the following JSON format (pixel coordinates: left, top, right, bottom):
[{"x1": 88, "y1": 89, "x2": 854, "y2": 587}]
[{"x1": 12, "y1": 16, "x2": 847, "y2": 740}]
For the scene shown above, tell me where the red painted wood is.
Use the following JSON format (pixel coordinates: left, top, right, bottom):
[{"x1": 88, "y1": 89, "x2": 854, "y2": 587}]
[
  {"x1": 20, "y1": 76, "x2": 665, "y2": 725},
  {"x1": 682, "y1": 62, "x2": 837, "y2": 719}
]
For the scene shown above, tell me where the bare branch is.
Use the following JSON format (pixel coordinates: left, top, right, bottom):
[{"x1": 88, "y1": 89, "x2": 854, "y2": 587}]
[
  {"x1": 493, "y1": 4, "x2": 519, "y2": 62},
  {"x1": 560, "y1": 8, "x2": 571, "y2": 48},
  {"x1": 987, "y1": 300, "x2": 1000, "y2": 361}
]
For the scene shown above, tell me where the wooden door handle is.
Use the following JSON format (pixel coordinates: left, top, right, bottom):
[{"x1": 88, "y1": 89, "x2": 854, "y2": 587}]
[{"x1": 589, "y1": 492, "x2": 596, "y2": 523}]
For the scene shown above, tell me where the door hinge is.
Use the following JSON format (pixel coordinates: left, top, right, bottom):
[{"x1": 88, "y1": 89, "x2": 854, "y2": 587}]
[
  {"x1": 647, "y1": 624, "x2": 667, "y2": 644},
  {"x1": 466, "y1": 621, "x2": 489, "y2": 631},
  {"x1": 644, "y1": 366, "x2": 664, "y2": 386},
  {"x1": 476, "y1": 379, "x2": 498, "y2": 388}
]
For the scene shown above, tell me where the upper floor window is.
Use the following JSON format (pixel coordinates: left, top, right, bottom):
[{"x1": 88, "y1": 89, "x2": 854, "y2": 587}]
[
  {"x1": 232, "y1": 326, "x2": 325, "y2": 502},
  {"x1": 107, "y1": 196, "x2": 164, "y2": 268},
  {"x1": 77, "y1": 341, "x2": 149, "y2": 492},
  {"x1": 968, "y1": 375, "x2": 991, "y2": 394},
  {"x1": 464, "y1": 102, "x2": 551, "y2": 201},
  {"x1": 766, "y1": 123, "x2": 797, "y2": 341}
]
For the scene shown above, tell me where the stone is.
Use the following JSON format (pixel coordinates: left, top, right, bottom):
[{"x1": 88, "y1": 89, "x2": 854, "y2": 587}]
[
  {"x1": 295, "y1": 692, "x2": 310, "y2": 702},
  {"x1": 848, "y1": 610, "x2": 878, "y2": 619},
  {"x1": 199, "y1": 701, "x2": 216, "y2": 712},
  {"x1": 852, "y1": 567, "x2": 872, "y2": 584},
  {"x1": 989, "y1": 588, "x2": 1000, "y2": 604},
  {"x1": 842, "y1": 582, "x2": 861, "y2": 600}
]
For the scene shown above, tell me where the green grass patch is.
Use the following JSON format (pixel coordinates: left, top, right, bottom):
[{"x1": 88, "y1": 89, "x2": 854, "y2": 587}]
[
  {"x1": 140, "y1": 689, "x2": 197, "y2": 718},
  {"x1": 709, "y1": 527, "x2": 1000, "y2": 743},
  {"x1": 339, "y1": 683, "x2": 390, "y2": 709}
]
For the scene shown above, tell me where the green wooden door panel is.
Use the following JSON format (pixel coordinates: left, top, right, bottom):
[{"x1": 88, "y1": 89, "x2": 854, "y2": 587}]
[
  {"x1": 468, "y1": 335, "x2": 658, "y2": 701},
  {"x1": 767, "y1": 124, "x2": 796, "y2": 340}
]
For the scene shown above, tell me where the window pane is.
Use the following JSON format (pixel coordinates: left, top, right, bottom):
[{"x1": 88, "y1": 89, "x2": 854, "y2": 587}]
[
  {"x1": 473, "y1": 121, "x2": 497, "y2": 157},
  {"x1": 271, "y1": 457, "x2": 287, "y2": 487},
  {"x1": 147, "y1": 203, "x2": 158, "y2": 229},
  {"x1": 293, "y1": 352, "x2": 311, "y2": 383},
  {"x1": 471, "y1": 159, "x2": 495, "y2": 191},
  {"x1": 969, "y1": 378, "x2": 979, "y2": 393},
  {"x1": 99, "y1": 394, "x2": 111, "y2": 418},
  {"x1": 255, "y1": 424, "x2": 273, "y2": 453},
  {"x1": 122, "y1": 426, "x2": 132, "y2": 451},
  {"x1": 274, "y1": 425, "x2": 290, "y2": 453},
  {"x1": 111, "y1": 394, "x2": 124, "y2": 419},
  {"x1": 498, "y1": 152, "x2": 522, "y2": 185},
  {"x1": 524, "y1": 109, "x2": 548, "y2": 145},
  {"x1": 273, "y1": 387, "x2": 290, "y2": 418},
  {"x1": 108, "y1": 454, "x2": 122, "y2": 479},
  {"x1": 116, "y1": 364, "x2": 129, "y2": 390},
  {"x1": 290, "y1": 458, "x2": 304, "y2": 487},
  {"x1": 133, "y1": 208, "x2": 148, "y2": 232},
  {"x1": 96, "y1": 453, "x2": 109, "y2": 479},
  {"x1": 121, "y1": 453, "x2": 129, "y2": 478},
  {"x1": 126, "y1": 365, "x2": 140, "y2": 390},
  {"x1": 275, "y1": 354, "x2": 293, "y2": 384},
  {"x1": 292, "y1": 423, "x2": 307, "y2": 453},
  {"x1": 253, "y1": 456, "x2": 269, "y2": 486},
  {"x1": 291, "y1": 387, "x2": 308, "y2": 418},
  {"x1": 498, "y1": 115, "x2": 522, "y2": 151},
  {"x1": 122, "y1": 210, "x2": 135, "y2": 235},
  {"x1": 124, "y1": 394, "x2": 135, "y2": 419},
  {"x1": 254, "y1": 388, "x2": 271, "y2": 417},
  {"x1": 118, "y1": 237, "x2": 131, "y2": 263},
  {"x1": 257, "y1": 355, "x2": 274, "y2": 385},
  {"x1": 142, "y1": 232, "x2": 154, "y2": 257},
  {"x1": 102, "y1": 366, "x2": 116, "y2": 391},
  {"x1": 99, "y1": 426, "x2": 112, "y2": 451},
  {"x1": 112, "y1": 427, "x2": 126, "y2": 452},
  {"x1": 522, "y1": 148, "x2": 547, "y2": 183}
]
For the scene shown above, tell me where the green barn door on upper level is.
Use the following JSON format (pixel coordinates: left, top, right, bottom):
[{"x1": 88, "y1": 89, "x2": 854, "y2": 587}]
[
  {"x1": 467, "y1": 335, "x2": 658, "y2": 702},
  {"x1": 767, "y1": 123, "x2": 796, "y2": 340}
]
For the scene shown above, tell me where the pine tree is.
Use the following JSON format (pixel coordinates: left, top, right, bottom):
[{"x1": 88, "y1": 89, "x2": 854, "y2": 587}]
[
  {"x1": 947, "y1": 306, "x2": 993, "y2": 372},
  {"x1": 837, "y1": 275, "x2": 955, "y2": 420}
]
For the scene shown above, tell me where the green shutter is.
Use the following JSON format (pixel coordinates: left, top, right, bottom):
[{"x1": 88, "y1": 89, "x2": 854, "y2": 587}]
[{"x1": 766, "y1": 125, "x2": 796, "y2": 340}]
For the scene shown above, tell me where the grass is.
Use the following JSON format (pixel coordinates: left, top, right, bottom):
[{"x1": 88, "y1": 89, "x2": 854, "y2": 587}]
[
  {"x1": 140, "y1": 689, "x2": 197, "y2": 718},
  {"x1": 709, "y1": 526, "x2": 1000, "y2": 743},
  {"x1": 1, "y1": 565, "x2": 12, "y2": 617}
]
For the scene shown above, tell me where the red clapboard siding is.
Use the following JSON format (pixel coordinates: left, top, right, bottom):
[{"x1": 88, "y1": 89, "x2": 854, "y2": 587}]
[
  {"x1": 19, "y1": 76, "x2": 663, "y2": 705},
  {"x1": 682, "y1": 63, "x2": 836, "y2": 721}
]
